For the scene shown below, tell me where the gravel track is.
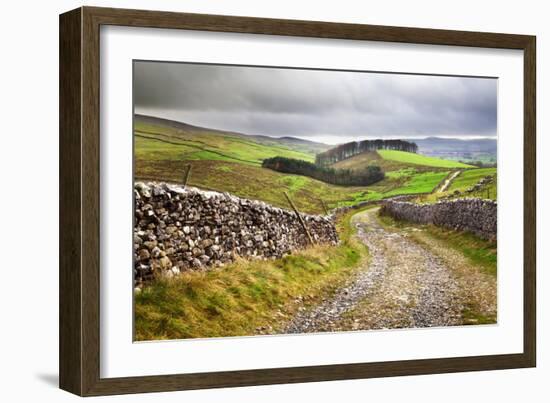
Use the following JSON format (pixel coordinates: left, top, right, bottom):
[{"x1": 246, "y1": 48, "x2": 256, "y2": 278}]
[
  {"x1": 438, "y1": 170, "x2": 462, "y2": 193},
  {"x1": 284, "y1": 207, "x2": 466, "y2": 333}
]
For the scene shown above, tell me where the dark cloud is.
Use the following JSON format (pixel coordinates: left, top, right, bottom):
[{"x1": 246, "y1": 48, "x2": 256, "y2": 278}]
[{"x1": 134, "y1": 61, "x2": 497, "y2": 143}]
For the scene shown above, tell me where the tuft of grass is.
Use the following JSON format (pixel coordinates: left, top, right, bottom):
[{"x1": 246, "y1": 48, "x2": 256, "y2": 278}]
[{"x1": 134, "y1": 207, "x2": 371, "y2": 341}]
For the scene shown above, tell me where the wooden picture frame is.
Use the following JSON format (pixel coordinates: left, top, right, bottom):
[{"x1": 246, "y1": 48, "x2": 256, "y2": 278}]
[{"x1": 59, "y1": 6, "x2": 536, "y2": 396}]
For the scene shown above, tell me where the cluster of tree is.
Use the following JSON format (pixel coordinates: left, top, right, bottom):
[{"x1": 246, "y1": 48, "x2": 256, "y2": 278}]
[
  {"x1": 262, "y1": 156, "x2": 384, "y2": 187},
  {"x1": 315, "y1": 139, "x2": 418, "y2": 166}
]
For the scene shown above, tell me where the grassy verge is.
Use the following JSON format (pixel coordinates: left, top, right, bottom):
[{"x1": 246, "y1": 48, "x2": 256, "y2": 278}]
[
  {"x1": 413, "y1": 225, "x2": 496, "y2": 277},
  {"x1": 378, "y1": 214, "x2": 496, "y2": 276},
  {"x1": 134, "y1": 207, "x2": 372, "y2": 340}
]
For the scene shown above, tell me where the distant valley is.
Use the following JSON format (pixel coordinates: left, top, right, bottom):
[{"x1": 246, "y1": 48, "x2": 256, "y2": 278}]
[{"x1": 414, "y1": 137, "x2": 497, "y2": 164}]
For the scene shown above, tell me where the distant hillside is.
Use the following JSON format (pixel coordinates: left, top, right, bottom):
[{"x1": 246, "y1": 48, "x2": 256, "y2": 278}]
[
  {"x1": 415, "y1": 137, "x2": 497, "y2": 153},
  {"x1": 414, "y1": 137, "x2": 497, "y2": 163},
  {"x1": 134, "y1": 114, "x2": 330, "y2": 155},
  {"x1": 135, "y1": 114, "x2": 208, "y2": 132}
]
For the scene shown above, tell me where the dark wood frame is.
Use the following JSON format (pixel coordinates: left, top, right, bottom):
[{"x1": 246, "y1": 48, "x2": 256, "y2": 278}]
[{"x1": 59, "y1": 6, "x2": 536, "y2": 396}]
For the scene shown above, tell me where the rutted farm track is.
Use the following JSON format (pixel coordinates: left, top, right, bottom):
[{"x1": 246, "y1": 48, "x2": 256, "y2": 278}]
[
  {"x1": 437, "y1": 170, "x2": 462, "y2": 193},
  {"x1": 284, "y1": 207, "x2": 497, "y2": 333}
]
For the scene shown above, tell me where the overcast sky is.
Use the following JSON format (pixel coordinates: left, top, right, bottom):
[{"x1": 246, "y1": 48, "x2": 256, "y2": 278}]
[{"x1": 134, "y1": 61, "x2": 497, "y2": 145}]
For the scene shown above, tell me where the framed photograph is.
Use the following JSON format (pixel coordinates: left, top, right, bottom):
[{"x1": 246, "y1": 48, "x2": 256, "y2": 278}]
[{"x1": 59, "y1": 6, "x2": 536, "y2": 396}]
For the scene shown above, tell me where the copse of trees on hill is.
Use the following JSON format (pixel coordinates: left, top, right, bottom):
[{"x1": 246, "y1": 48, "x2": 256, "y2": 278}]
[
  {"x1": 315, "y1": 139, "x2": 419, "y2": 166},
  {"x1": 262, "y1": 156, "x2": 384, "y2": 186}
]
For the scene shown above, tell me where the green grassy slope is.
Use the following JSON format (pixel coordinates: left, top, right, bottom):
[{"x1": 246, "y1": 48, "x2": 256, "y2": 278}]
[
  {"x1": 136, "y1": 114, "x2": 331, "y2": 155},
  {"x1": 135, "y1": 119, "x2": 468, "y2": 213},
  {"x1": 135, "y1": 122, "x2": 315, "y2": 166},
  {"x1": 415, "y1": 167, "x2": 497, "y2": 203},
  {"x1": 136, "y1": 158, "x2": 391, "y2": 213},
  {"x1": 377, "y1": 150, "x2": 473, "y2": 168},
  {"x1": 331, "y1": 151, "x2": 413, "y2": 172},
  {"x1": 331, "y1": 149, "x2": 471, "y2": 172},
  {"x1": 328, "y1": 150, "x2": 454, "y2": 200},
  {"x1": 135, "y1": 122, "x2": 396, "y2": 213},
  {"x1": 383, "y1": 171, "x2": 451, "y2": 197},
  {"x1": 447, "y1": 168, "x2": 497, "y2": 192}
]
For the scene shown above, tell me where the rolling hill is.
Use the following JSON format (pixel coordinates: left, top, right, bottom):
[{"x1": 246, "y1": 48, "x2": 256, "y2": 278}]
[
  {"x1": 134, "y1": 117, "x2": 448, "y2": 213},
  {"x1": 135, "y1": 114, "x2": 330, "y2": 157},
  {"x1": 134, "y1": 115, "x2": 494, "y2": 214},
  {"x1": 134, "y1": 115, "x2": 381, "y2": 212},
  {"x1": 377, "y1": 150, "x2": 473, "y2": 168},
  {"x1": 331, "y1": 149, "x2": 472, "y2": 171}
]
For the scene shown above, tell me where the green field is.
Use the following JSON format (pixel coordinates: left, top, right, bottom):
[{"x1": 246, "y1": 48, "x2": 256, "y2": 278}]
[
  {"x1": 135, "y1": 121, "x2": 315, "y2": 166},
  {"x1": 331, "y1": 150, "x2": 454, "y2": 173},
  {"x1": 135, "y1": 117, "x2": 495, "y2": 213},
  {"x1": 377, "y1": 150, "x2": 473, "y2": 168},
  {"x1": 415, "y1": 168, "x2": 497, "y2": 203},
  {"x1": 383, "y1": 171, "x2": 450, "y2": 197},
  {"x1": 447, "y1": 168, "x2": 497, "y2": 193},
  {"x1": 136, "y1": 157, "x2": 392, "y2": 213},
  {"x1": 384, "y1": 168, "x2": 419, "y2": 179}
]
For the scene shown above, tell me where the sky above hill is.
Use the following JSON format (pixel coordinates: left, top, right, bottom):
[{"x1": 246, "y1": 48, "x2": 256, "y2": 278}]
[{"x1": 134, "y1": 61, "x2": 497, "y2": 145}]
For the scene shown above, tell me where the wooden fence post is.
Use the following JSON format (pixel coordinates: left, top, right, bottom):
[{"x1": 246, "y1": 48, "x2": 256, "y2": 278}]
[
  {"x1": 319, "y1": 198, "x2": 329, "y2": 216},
  {"x1": 183, "y1": 164, "x2": 192, "y2": 189},
  {"x1": 284, "y1": 192, "x2": 314, "y2": 245}
]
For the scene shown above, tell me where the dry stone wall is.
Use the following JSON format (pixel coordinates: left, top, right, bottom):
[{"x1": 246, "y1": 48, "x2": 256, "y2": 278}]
[
  {"x1": 134, "y1": 182, "x2": 338, "y2": 284},
  {"x1": 381, "y1": 198, "x2": 497, "y2": 241}
]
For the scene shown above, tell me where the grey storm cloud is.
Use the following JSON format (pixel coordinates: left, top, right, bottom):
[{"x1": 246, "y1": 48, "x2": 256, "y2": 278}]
[{"x1": 134, "y1": 61, "x2": 497, "y2": 143}]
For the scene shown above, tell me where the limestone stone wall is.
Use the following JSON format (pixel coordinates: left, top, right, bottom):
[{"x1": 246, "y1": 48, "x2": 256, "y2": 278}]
[
  {"x1": 381, "y1": 198, "x2": 497, "y2": 241},
  {"x1": 134, "y1": 182, "x2": 338, "y2": 284}
]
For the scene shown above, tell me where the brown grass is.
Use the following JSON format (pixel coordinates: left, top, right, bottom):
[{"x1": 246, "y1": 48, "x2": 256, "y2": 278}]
[{"x1": 134, "y1": 207, "x2": 372, "y2": 340}]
